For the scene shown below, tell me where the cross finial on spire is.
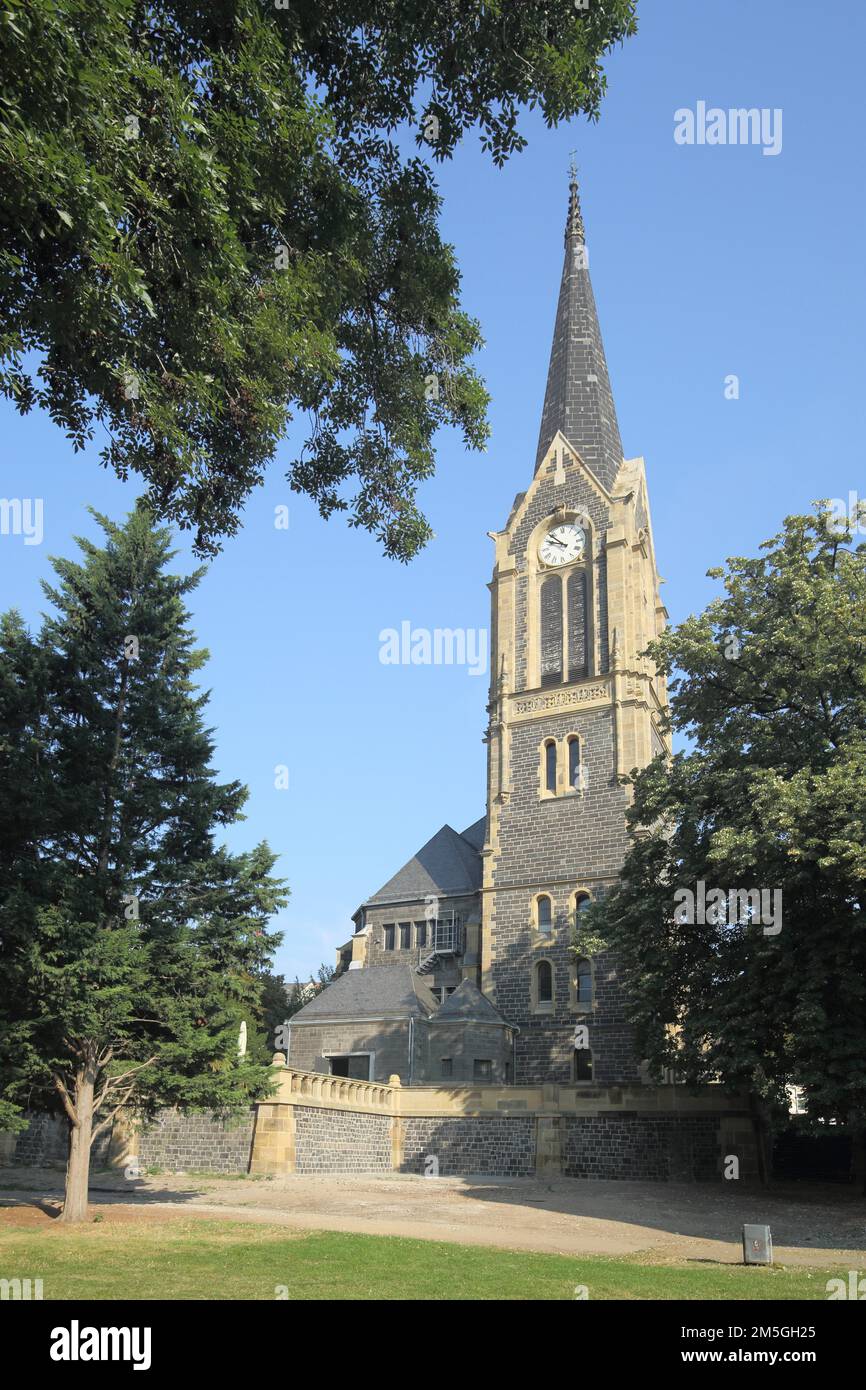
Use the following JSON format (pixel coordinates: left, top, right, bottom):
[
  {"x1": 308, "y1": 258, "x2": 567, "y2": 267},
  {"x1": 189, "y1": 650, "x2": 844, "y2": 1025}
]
[{"x1": 565, "y1": 158, "x2": 585, "y2": 246}]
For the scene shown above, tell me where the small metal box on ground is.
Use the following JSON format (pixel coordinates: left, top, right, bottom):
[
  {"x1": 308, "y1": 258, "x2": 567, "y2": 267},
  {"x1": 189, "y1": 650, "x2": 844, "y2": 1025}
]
[{"x1": 742, "y1": 1224, "x2": 773, "y2": 1264}]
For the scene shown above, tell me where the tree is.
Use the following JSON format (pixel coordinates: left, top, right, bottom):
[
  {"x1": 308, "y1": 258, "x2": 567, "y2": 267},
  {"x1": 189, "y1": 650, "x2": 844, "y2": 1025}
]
[
  {"x1": 592, "y1": 507, "x2": 866, "y2": 1143},
  {"x1": 0, "y1": 508, "x2": 288, "y2": 1220},
  {"x1": 0, "y1": 1, "x2": 638, "y2": 560},
  {"x1": 284, "y1": 964, "x2": 337, "y2": 1022},
  {"x1": 269, "y1": 964, "x2": 339, "y2": 1057},
  {"x1": 258, "y1": 971, "x2": 291, "y2": 1047}
]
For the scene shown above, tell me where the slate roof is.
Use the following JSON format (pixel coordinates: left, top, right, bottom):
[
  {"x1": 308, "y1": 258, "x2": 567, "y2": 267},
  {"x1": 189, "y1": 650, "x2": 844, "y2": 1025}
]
[
  {"x1": 361, "y1": 820, "x2": 484, "y2": 908},
  {"x1": 534, "y1": 174, "x2": 624, "y2": 491},
  {"x1": 459, "y1": 817, "x2": 486, "y2": 852},
  {"x1": 433, "y1": 979, "x2": 510, "y2": 1027},
  {"x1": 290, "y1": 966, "x2": 439, "y2": 1024}
]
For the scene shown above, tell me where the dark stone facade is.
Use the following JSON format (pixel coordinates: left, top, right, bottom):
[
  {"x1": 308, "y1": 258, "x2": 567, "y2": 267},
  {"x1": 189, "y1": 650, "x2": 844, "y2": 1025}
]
[
  {"x1": 293, "y1": 1106, "x2": 392, "y2": 1173},
  {"x1": 5, "y1": 1112, "x2": 111, "y2": 1168},
  {"x1": 486, "y1": 462, "x2": 642, "y2": 1084},
  {"x1": 287, "y1": 1018, "x2": 420, "y2": 1085},
  {"x1": 400, "y1": 1116, "x2": 535, "y2": 1177},
  {"x1": 561, "y1": 1114, "x2": 721, "y2": 1182},
  {"x1": 136, "y1": 1109, "x2": 255, "y2": 1174}
]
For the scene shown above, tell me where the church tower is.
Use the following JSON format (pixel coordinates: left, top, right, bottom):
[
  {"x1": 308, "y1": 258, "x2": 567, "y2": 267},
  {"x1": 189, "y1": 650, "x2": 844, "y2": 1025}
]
[{"x1": 481, "y1": 172, "x2": 670, "y2": 1085}]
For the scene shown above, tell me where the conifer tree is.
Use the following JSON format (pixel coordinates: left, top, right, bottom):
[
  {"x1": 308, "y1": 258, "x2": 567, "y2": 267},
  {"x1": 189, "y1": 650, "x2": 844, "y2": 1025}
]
[{"x1": 0, "y1": 509, "x2": 287, "y2": 1221}]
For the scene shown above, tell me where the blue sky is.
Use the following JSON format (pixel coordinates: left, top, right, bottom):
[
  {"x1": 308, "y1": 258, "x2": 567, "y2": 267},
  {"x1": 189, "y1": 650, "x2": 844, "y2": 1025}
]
[{"x1": 1, "y1": 0, "x2": 863, "y2": 983}]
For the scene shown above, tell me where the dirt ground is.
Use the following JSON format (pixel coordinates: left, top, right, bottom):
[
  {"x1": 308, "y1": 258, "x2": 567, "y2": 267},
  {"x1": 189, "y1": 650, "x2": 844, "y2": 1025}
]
[{"x1": 1, "y1": 1166, "x2": 865, "y2": 1266}]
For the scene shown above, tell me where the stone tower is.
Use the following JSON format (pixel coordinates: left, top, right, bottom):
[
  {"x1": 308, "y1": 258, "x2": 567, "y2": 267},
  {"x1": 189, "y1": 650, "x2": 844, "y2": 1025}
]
[{"x1": 480, "y1": 173, "x2": 670, "y2": 1085}]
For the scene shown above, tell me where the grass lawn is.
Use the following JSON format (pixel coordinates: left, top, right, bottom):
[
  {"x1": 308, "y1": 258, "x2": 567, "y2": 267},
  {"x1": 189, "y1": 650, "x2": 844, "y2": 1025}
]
[{"x1": 0, "y1": 1220, "x2": 847, "y2": 1300}]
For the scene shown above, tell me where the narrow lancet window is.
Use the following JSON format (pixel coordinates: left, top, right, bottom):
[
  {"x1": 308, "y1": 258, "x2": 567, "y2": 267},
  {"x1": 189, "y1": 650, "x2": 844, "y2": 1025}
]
[
  {"x1": 567, "y1": 569, "x2": 588, "y2": 680},
  {"x1": 540, "y1": 574, "x2": 563, "y2": 685}
]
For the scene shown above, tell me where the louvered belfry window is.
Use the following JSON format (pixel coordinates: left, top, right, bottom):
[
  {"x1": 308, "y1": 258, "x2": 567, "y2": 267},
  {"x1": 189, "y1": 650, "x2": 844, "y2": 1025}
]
[
  {"x1": 540, "y1": 574, "x2": 563, "y2": 685},
  {"x1": 567, "y1": 569, "x2": 588, "y2": 680},
  {"x1": 539, "y1": 552, "x2": 591, "y2": 687}
]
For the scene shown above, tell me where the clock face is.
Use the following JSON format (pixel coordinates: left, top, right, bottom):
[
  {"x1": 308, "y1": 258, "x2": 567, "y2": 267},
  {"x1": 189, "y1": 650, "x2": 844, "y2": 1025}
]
[{"x1": 539, "y1": 522, "x2": 586, "y2": 567}]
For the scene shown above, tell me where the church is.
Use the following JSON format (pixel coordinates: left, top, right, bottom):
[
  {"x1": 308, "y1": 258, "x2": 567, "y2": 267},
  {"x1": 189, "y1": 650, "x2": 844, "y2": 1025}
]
[{"x1": 288, "y1": 172, "x2": 670, "y2": 1089}]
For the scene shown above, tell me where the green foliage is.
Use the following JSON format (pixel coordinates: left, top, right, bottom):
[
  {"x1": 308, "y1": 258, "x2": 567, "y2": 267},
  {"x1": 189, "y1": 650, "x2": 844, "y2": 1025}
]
[
  {"x1": 0, "y1": 0, "x2": 637, "y2": 560},
  {"x1": 0, "y1": 507, "x2": 288, "y2": 1134},
  {"x1": 595, "y1": 507, "x2": 866, "y2": 1126}
]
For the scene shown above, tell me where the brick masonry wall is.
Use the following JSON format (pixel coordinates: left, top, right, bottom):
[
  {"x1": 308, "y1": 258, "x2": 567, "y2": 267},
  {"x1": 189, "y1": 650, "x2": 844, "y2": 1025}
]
[
  {"x1": 561, "y1": 1114, "x2": 721, "y2": 1181},
  {"x1": 400, "y1": 1116, "x2": 535, "y2": 1176},
  {"x1": 136, "y1": 1109, "x2": 255, "y2": 1174},
  {"x1": 293, "y1": 1106, "x2": 392, "y2": 1173}
]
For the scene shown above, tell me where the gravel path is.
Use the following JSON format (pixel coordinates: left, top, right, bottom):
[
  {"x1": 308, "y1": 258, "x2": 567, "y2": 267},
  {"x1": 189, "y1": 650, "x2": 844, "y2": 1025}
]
[{"x1": 1, "y1": 1167, "x2": 864, "y2": 1266}]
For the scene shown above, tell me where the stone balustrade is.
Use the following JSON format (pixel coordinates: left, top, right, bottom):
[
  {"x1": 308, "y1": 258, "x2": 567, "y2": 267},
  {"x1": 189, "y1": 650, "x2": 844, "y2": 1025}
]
[{"x1": 269, "y1": 1062, "x2": 397, "y2": 1114}]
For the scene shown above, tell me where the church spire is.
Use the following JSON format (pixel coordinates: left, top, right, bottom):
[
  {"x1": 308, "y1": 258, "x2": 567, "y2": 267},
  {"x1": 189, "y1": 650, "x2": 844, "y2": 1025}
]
[{"x1": 534, "y1": 168, "x2": 624, "y2": 489}]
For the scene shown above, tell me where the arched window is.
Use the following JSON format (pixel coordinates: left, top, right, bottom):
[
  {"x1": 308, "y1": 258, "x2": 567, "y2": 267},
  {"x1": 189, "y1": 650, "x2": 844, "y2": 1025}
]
[
  {"x1": 567, "y1": 570, "x2": 588, "y2": 680},
  {"x1": 574, "y1": 892, "x2": 591, "y2": 928},
  {"x1": 537, "y1": 895, "x2": 552, "y2": 934},
  {"x1": 536, "y1": 959, "x2": 553, "y2": 1004},
  {"x1": 568, "y1": 736, "x2": 581, "y2": 792},
  {"x1": 573, "y1": 1048, "x2": 593, "y2": 1082},
  {"x1": 540, "y1": 575, "x2": 563, "y2": 686},
  {"x1": 575, "y1": 957, "x2": 592, "y2": 1005},
  {"x1": 544, "y1": 739, "x2": 557, "y2": 793}
]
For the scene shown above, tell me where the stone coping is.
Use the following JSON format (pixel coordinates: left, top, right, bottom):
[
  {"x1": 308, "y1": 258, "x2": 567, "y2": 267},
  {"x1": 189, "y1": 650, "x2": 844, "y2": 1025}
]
[{"x1": 267, "y1": 1063, "x2": 751, "y2": 1119}]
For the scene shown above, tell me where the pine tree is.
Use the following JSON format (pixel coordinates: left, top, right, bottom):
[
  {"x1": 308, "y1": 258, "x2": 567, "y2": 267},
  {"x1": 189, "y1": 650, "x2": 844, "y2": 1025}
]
[{"x1": 0, "y1": 509, "x2": 288, "y2": 1221}]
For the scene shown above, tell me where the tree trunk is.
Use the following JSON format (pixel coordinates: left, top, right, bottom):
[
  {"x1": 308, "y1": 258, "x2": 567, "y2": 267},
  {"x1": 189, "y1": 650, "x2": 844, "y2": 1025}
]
[
  {"x1": 749, "y1": 1091, "x2": 772, "y2": 1187},
  {"x1": 60, "y1": 1075, "x2": 95, "y2": 1223}
]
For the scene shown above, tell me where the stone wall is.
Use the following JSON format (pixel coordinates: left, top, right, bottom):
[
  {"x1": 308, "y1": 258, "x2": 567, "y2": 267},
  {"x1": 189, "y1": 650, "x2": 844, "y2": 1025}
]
[
  {"x1": 135, "y1": 1109, "x2": 255, "y2": 1175},
  {"x1": 421, "y1": 1020, "x2": 512, "y2": 1086},
  {"x1": 364, "y1": 895, "x2": 477, "y2": 976},
  {"x1": 293, "y1": 1106, "x2": 392, "y2": 1174},
  {"x1": 1, "y1": 1073, "x2": 759, "y2": 1185},
  {"x1": 482, "y1": 447, "x2": 663, "y2": 1090},
  {"x1": 487, "y1": 703, "x2": 639, "y2": 1087},
  {"x1": 400, "y1": 1116, "x2": 535, "y2": 1177},
  {"x1": 287, "y1": 1019, "x2": 418, "y2": 1084},
  {"x1": 561, "y1": 1113, "x2": 720, "y2": 1182},
  {"x1": 3, "y1": 1112, "x2": 111, "y2": 1169}
]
